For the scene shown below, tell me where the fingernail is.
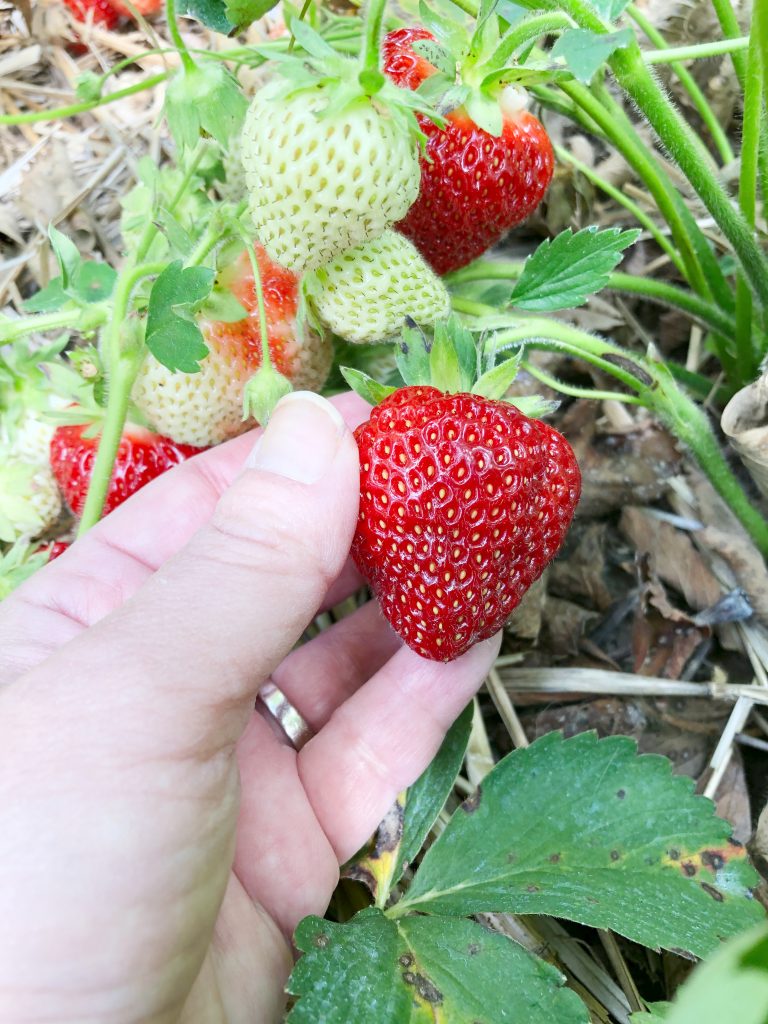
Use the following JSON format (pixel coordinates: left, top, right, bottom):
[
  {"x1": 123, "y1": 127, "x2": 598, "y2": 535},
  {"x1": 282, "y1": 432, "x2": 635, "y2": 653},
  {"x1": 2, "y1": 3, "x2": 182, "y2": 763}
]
[{"x1": 246, "y1": 392, "x2": 346, "y2": 484}]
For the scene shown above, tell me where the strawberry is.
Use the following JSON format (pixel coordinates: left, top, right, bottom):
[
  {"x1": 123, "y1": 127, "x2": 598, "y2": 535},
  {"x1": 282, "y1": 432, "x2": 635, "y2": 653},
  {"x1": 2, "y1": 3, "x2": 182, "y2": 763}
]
[
  {"x1": 239, "y1": 20, "x2": 437, "y2": 273},
  {"x1": 110, "y1": 0, "x2": 163, "y2": 14},
  {"x1": 0, "y1": 458, "x2": 62, "y2": 543},
  {"x1": 308, "y1": 230, "x2": 451, "y2": 344},
  {"x1": 50, "y1": 421, "x2": 203, "y2": 518},
  {"x1": 44, "y1": 541, "x2": 71, "y2": 561},
  {"x1": 62, "y1": 0, "x2": 120, "y2": 28},
  {"x1": 132, "y1": 244, "x2": 332, "y2": 447},
  {"x1": 345, "y1": 321, "x2": 580, "y2": 662},
  {"x1": 382, "y1": 27, "x2": 554, "y2": 275}
]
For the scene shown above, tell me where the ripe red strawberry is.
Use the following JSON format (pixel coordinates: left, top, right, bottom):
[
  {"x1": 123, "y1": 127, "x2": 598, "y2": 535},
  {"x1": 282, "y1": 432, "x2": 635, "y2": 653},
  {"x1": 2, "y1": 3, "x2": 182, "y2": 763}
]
[
  {"x1": 352, "y1": 386, "x2": 580, "y2": 661},
  {"x1": 43, "y1": 541, "x2": 71, "y2": 561},
  {"x1": 110, "y1": 0, "x2": 163, "y2": 14},
  {"x1": 382, "y1": 27, "x2": 554, "y2": 275},
  {"x1": 50, "y1": 422, "x2": 203, "y2": 519},
  {"x1": 63, "y1": 0, "x2": 120, "y2": 28}
]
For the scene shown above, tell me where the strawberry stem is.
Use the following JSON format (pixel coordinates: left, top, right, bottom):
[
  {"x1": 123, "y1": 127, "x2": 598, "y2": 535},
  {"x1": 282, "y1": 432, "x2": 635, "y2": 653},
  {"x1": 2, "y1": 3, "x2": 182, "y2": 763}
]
[
  {"x1": 165, "y1": 0, "x2": 195, "y2": 74},
  {"x1": 0, "y1": 305, "x2": 108, "y2": 345},
  {"x1": 360, "y1": 0, "x2": 388, "y2": 73},
  {"x1": 241, "y1": 239, "x2": 272, "y2": 373}
]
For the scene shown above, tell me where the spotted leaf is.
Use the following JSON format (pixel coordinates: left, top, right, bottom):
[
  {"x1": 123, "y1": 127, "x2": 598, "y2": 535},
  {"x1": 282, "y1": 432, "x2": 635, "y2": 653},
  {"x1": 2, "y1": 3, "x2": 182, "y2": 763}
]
[
  {"x1": 395, "y1": 732, "x2": 764, "y2": 957},
  {"x1": 287, "y1": 908, "x2": 589, "y2": 1023}
]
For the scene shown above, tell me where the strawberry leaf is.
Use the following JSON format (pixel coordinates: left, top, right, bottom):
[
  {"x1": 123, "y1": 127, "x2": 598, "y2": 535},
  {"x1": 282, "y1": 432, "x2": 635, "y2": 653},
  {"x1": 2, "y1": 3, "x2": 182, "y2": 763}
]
[
  {"x1": 344, "y1": 704, "x2": 473, "y2": 904},
  {"x1": 287, "y1": 909, "x2": 589, "y2": 1023},
  {"x1": 472, "y1": 351, "x2": 521, "y2": 399},
  {"x1": 397, "y1": 733, "x2": 765, "y2": 957},
  {"x1": 412, "y1": 38, "x2": 456, "y2": 77},
  {"x1": 21, "y1": 279, "x2": 68, "y2": 313},
  {"x1": 396, "y1": 321, "x2": 432, "y2": 385},
  {"x1": 145, "y1": 262, "x2": 213, "y2": 373},
  {"x1": 430, "y1": 318, "x2": 476, "y2": 392},
  {"x1": 224, "y1": 0, "x2": 278, "y2": 30},
  {"x1": 340, "y1": 366, "x2": 397, "y2": 407},
  {"x1": 510, "y1": 226, "x2": 640, "y2": 310},
  {"x1": 591, "y1": 0, "x2": 633, "y2": 20},
  {"x1": 551, "y1": 27, "x2": 634, "y2": 83},
  {"x1": 177, "y1": 0, "x2": 234, "y2": 33}
]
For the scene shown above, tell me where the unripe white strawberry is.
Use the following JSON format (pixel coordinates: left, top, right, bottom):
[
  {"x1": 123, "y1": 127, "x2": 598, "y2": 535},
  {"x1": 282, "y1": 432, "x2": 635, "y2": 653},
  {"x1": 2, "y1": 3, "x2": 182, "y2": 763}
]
[
  {"x1": 241, "y1": 82, "x2": 421, "y2": 273},
  {"x1": 309, "y1": 230, "x2": 451, "y2": 344},
  {"x1": 0, "y1": 457, "x2": 62, "y2": 543},
  {"x1": 132, "y1": 245, "x2": 332, "y2": 447}
]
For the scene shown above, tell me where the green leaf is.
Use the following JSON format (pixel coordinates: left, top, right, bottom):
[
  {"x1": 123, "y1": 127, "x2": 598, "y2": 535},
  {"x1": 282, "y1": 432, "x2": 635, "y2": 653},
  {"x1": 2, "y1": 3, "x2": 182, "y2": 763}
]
[
  {"x1": 464, "y1": 90, "x2": 503, "y2": 136},
  {"x1": 21, "y1": 278, "x2": 68, "y2": 313},
  {"x1": 345, "y1": 704, "x2": 473, "y2": 904},
  {"x1": 396, "y1": 322, "x2": 432, "y2": 386},
  {"x1": 510, "y1": 226, "x2": 640, "y2": 311},
  {"x1": 198, "y1": 287, "x2": 249, "y2": 323},
  {"x1": 551, "y1": 28, "x2": 634, "y2": 83},
  {"x1": 430, "y1": 318, "x2": 476, "y2": 392},
  {"x1": 340, "y1": 366, "x2": 397, "y2": 407},
  {"x1": 472, "y1": 352, "x2": 522, "y2": 399},
  {"x1": 145, "y1": 261, "x2": 213, "y2": 373},
  {"x1": 178, "y1": 0, "x2": 235, "y2": 33},
  {"x1": 73, "y1": 262, "x2": 117, "y2": 303},
  {"x1": 651, "y1": 924, "x2": 768, "y2": 1024},
  {"x1": 165, "y1": 64, "x2": 247, "y2": 152},
  {"x1": 288, "y1": 908, "x2": 589, "y2": 1023},
  {"x1": 48, "y1": 225, "x2": 81, "y2": 291},
  {"x1": 398, "y1": 732, "x2": 765, "y2": 958},
  {"x1": 225, "y1": 0, "x2": 277, "y2": 29}
]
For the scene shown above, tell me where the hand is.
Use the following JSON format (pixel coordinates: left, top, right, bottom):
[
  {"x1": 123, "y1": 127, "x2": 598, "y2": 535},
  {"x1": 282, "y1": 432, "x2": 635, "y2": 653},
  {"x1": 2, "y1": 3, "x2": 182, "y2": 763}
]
[{"x1": 0, "y1": 391, "x2": 500, "y2": 1024}]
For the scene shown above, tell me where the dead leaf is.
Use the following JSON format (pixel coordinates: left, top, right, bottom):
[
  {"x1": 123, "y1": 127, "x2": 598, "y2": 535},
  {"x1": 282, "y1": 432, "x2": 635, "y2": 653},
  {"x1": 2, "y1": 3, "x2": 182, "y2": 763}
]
[{"x1": 721, "y1": 374, "x2": 768, "y2": 501}]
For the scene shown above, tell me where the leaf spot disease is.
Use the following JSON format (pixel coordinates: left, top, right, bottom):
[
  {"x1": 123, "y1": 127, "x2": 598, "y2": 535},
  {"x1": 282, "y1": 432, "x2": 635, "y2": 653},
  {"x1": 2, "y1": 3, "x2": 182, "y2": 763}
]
[
  {"x1": 312, "y1": 931, "x2": 330, "y2": 949},
  {"x1": 467, "y1": 943, "x2": 481, "y2": 956},
  {"x1": 616, "y1": 788, "x2": 626, "y2": 799},
  {"x1": 526, "y1": 884, "x2": 540, "y2": 893},
  {"x1": 402, "y1": 971, "x2": 443, "y2": 1005},
  {"x1": 399, "y1": 954, "x2": 414, "y2": 968},
  {"x1": 549, "y1": 853, "x2": 561, "y2": 863},
  {"x1": 701, "y1": 882, "x2": 725, "y2": 902},
  {"x1": 682, "y1": 862, "x2": 696, "y2": 877},
  {"x1": 610, "y1": 850, "x2": 621, "y2": 861}
]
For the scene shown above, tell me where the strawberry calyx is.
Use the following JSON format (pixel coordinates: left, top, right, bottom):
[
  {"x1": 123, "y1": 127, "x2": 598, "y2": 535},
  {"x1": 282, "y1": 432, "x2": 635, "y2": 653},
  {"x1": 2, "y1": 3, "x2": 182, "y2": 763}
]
[
  {"x1": 261, "y1": 17, "x2": 444, "y2": 152},
  {"x1": 340, "y1": 316, "x2": 558, "y2": 417}
]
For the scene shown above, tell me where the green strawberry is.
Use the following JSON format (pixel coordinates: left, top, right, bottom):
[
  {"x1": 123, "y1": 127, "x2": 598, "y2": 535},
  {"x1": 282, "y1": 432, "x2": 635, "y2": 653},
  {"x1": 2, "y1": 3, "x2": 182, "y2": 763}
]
[
  {"x1": 308, "y1": 230, "x2": 451, "y2": 344},
  {"x1": 240, "y1": 21, "x2": 437, "y2": 273}
]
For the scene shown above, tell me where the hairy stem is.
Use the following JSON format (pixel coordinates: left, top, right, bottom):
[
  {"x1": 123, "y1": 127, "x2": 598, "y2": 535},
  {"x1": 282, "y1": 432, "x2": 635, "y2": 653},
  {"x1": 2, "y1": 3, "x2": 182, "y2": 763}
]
[
  {"x1": 0, "y1": 305, "x2": 107, "y2": 344},
  {"x1": 0, "y1": 74, "x2": 168, "y2": 126},
  {"x1": 165, "y1": 0, "x2": 195, "y2": 73}
]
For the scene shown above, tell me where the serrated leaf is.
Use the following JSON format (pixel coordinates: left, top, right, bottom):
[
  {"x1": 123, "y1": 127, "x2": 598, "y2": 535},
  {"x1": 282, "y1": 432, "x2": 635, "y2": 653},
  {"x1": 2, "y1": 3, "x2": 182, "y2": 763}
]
[
  {"x1": 145, "y1": 262, "x2": 213, "y2": 372},
  {"x1": 345, "y1": 705, "x2": 473, "y2": 904},
  {"x1": 551, "y1": 27, "x2": 634, "y2": 83},
  {"x1": 178, "y1": 0, "x2": 234, "y2": 32},
  {"x1": 288, "y1": 908, "x2": 589, "y2": 1023},
  {"x1": 398, "y1": 732, "x2": 765, "y2": 958},
  {"x1": 48, "y1": 225, "x2": 81, "y2": 291},
  {"x1": 510, "y1": 226, "x2": 640, "y2": 311},
  {"x1": 340, "y1": 366, "x2": 397, "y2": 407},
  {"x1": 412, "y1": 38, "x2": 456, "y2": 77},
  {"x1": 225, "y1": 0, "x2": 277, "y2": 29}
]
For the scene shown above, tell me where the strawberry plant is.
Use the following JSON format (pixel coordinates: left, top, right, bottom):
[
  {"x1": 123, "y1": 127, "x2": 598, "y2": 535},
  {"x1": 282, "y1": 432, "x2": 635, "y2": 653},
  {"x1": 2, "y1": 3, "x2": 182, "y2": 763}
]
[{"x1": 2, "y1": 0, "x2": 768, "y2": 1015}]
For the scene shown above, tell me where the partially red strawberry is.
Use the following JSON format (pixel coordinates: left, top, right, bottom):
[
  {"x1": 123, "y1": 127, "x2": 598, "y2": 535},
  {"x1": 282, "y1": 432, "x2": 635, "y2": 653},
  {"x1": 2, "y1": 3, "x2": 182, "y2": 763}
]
[
  {"x1": 63, "y1": 0, "x2": 120, "y2": 28},
  {"x1": 345, "y1": 318, "x2": 579, "y2": 662},
  {"x1": 382, "y1": 27, "x2": 554, "y2": 275},
  {"x1": 50, "y1": 421, "x2": 204, "y2": 518},
  {"x1": 132, "y1": 244, "x2": 332, "y2": 447},
  {"x1": 43, "y1": 541, "x2": 71, "y2": 561}
]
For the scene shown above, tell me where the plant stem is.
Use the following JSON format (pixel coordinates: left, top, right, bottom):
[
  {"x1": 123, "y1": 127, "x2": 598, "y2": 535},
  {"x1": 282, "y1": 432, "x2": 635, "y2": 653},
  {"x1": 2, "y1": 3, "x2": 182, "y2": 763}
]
[
  {"x1": 490, "y1": 12, "x2": 573, "y2": 66},
  {"x1": 288, "y1": 0, "x2": 313, "y2": 52},
  {"x1": 242, "y1": 241, "x2": 271, "y2": 370},
  {"x1": 486, "y1": 318, "x2": 768, "y2": 555},
  {"x1": 642, "y1": 36, "x2": 750, "y2": 66},
  {"x1": 628, "y1": 4, "x2": 735, "y2": 164},
  {"x1": 165, "y1": 0, "x2": 195, "y2": 74},
  {"x1": 559, "y1": 80, "x2": 710, "y2": 300},
  {"x1": 361, "y1": 0, "x2": 388, "y2": 72},
  {"x1": 0, "y1": 305, "x2": 107, "y2": 344},
  {"x1": 521, "y1": 359, "x2": 643, "y2": 404},
  {"x1": 710, "y1": 0, "x2": 748, "y2": 87},
  {"x1": 0, "y1": 74, "x2": 168, "y2": 126},
  {"x1": 735, "y1": 10, "x2": 765, "y2": 381},
  {"x1": 553, "y1": 143, "x2": 686, "y2": 273},
  {"x1": 76, "y1": 262, "x2": 165, "y2": 534}
]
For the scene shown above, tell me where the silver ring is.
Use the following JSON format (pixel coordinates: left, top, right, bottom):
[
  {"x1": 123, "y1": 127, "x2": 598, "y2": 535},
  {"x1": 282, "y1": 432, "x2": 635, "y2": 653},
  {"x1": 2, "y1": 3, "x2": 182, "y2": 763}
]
[{"x1": 259, "y1": 681, "x2": 313, "y2": 750}]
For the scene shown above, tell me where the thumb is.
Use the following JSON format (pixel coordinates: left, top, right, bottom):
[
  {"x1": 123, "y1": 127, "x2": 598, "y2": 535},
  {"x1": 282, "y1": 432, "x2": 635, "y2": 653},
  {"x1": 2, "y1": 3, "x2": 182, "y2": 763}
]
[{"x1": 18, "y1": 392, "x2": 361, "y2": 757}]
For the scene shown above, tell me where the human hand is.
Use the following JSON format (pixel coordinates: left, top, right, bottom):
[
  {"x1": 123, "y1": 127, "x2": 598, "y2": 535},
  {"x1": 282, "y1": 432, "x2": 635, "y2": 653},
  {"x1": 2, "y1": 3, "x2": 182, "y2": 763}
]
[{"x1": 0, "y1": 391, "x2": 500, "y2": 1024}]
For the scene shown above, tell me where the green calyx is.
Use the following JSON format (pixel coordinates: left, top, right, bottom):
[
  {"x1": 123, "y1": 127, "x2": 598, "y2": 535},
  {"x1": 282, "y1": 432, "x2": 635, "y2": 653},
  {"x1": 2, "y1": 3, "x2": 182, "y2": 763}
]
[
  {"x1": 242, "y1": 363, "x2": 293, "y2": 425},
  {"x1": 412, "y1": 3, "x2": 574, "y2": 134},
  {"x1": 264, "y1": 18, "x2": 444, "y2": 147},
  {"x1": 341, "y1": 316, "x2": 558, "y2": 417},
  {"x1": 164, "y1": 63, "x2": 247, "y2": 152},
  {"x1": 0, "y1": 540, "x2": 49, "y2": 602}
]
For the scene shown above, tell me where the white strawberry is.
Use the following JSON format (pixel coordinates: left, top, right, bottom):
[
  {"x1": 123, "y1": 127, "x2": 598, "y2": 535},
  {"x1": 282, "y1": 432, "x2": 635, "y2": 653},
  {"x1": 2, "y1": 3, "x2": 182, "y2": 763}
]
[
  {"x1": 0, "y1": 457, "x2": 62, "y2": 543},
  {"x1": 307, "y1": 230, "x2": 451, "y2": 344},
  {"x1": 132, "y1": 244, "x2": 332, "y2": 447}
]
